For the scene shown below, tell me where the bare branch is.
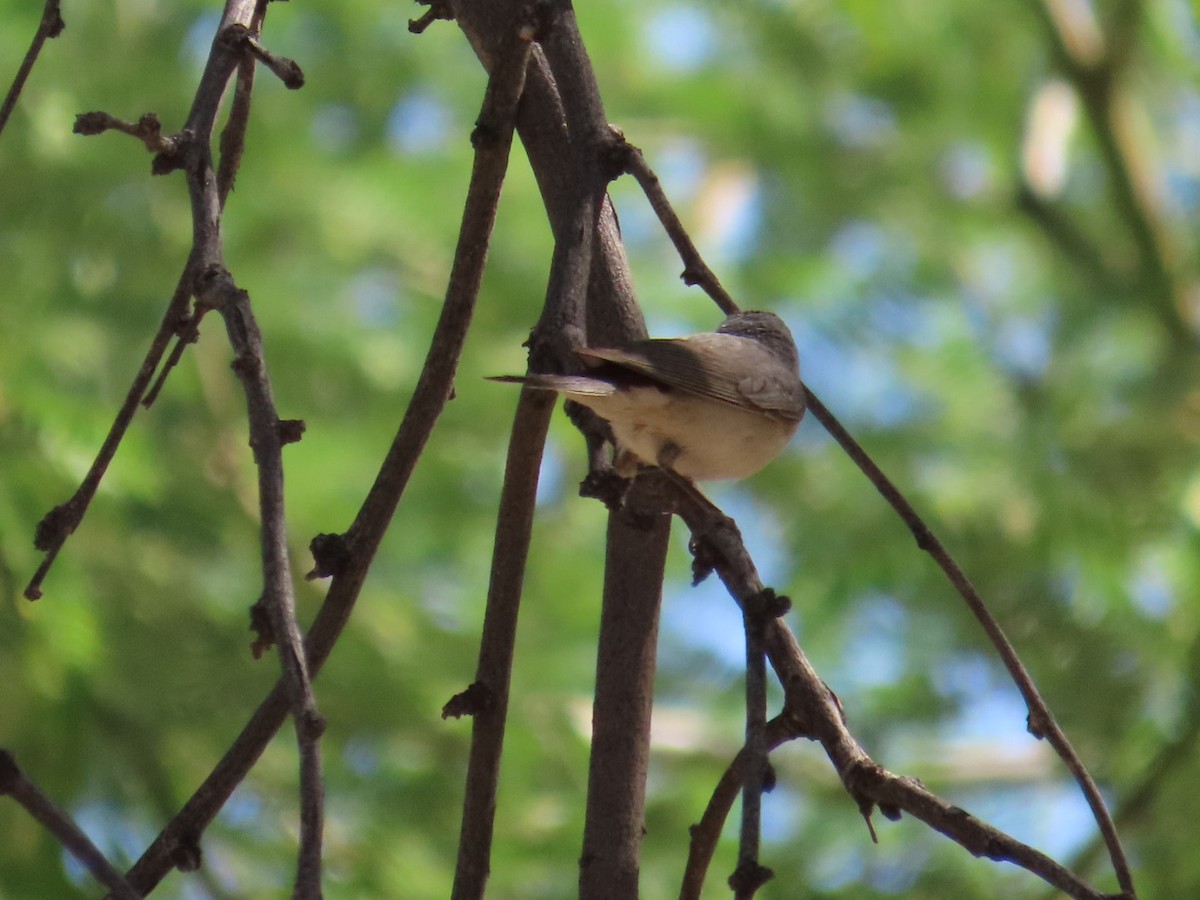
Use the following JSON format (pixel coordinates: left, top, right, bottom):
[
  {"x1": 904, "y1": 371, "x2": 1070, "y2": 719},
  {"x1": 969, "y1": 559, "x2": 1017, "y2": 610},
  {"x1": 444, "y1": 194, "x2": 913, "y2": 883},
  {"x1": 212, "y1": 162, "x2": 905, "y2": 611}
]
[
  {"x1": 25, "y1": 0, "x2": 270, "y2": 599},
  {"x1": 194, "y1": 267, "x2": 325, "y2": 900},
  {"x1": 238, "y1": 30, "x2": 304, "y2": 89},
  {"x1": 218, "y1": 1, "x2": 271, "y2": 206},
  {"x1": 802, "y1": 386, "x2": 1134, "y2": 897},
  {"x1": 511, "y1": 7, "x2": 677, "y2": 898},
  {"x1": 579, "y1": 486, "x2": 671, "y2": 900},
  {"x1": 731, "y1": 592, "x2": 774, "y2": 899},
  {"x1": 615, "y1": 135, "x2": 740, "y2": 316},
  {"x1": 0, "y1": 0, "x2": 64, "y2": 139},
  {"x1": 447, "y1": 390, "x2": 555, "y2": 898},
  {"x1": 0, "y1": 750, "x2": 141, "y2": 900},
  {"x1": 680, "y1": 717, "x2": 806, "y2": 900},
  {"x1": 73, "y1": 111, "x2": 179, "y2": 154},
  {"x1": 123, "y1": 4, "x2": 534, "y2": 892},
  {"x1": 409, "y1": 1, "x2": 454, "y2": 35},
  {"x1": 24, "y1": 271, "x2": 194, "y2": 600}
]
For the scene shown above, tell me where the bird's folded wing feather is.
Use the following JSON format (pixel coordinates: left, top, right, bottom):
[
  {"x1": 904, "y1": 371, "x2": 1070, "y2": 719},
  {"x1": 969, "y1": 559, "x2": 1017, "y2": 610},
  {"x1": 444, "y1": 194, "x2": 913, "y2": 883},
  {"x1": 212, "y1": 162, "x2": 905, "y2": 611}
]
[
  {"x1": 578, "y1": 335, "x2": 803, "y2": 420},
  {"x1": 486, "y1": 374, "x2": 617, "y2": 396}
]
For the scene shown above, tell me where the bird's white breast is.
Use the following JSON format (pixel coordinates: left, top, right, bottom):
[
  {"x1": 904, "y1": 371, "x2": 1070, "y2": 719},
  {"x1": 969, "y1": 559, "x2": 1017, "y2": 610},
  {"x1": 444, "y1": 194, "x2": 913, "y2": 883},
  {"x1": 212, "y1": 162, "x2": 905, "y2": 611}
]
[{"x1": 574, "y1": 387, "x2": 797, "y2": 481}]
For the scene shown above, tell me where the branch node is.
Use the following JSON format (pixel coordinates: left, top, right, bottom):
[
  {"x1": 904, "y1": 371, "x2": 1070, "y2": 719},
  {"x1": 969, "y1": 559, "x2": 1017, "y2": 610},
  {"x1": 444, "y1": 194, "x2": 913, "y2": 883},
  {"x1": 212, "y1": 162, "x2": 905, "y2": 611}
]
[
  {"x1": 441, "y1": 681, "x2": 496, "y2": 719},
  {"x1": 307, "y1": 531, "x2": 350, "y2": 580},
  {"x1": 151, "y1": 126, "x2": 194, "y2": 175},
  {"x1": 1027, "y1": 709, "x2": 1049, "y2": 740},
  {"x1": 249, "y1": 595, "x2": 275, "y2": 659},
  {"x1": 194, "y1": 264, "x2": 240, "y2": 310},
  {"x1": 276, "y1": 418, "x2": 306, "y2": 445},
  {"x1": 230, "y1": 353, "x2": 260, "y2": 380},
  {"x1": 689, "y1": 532, "x2": 720, "y2": 585},
  {"x1": 578, "y1": 469, "x2": 631, "y2": 510},
  {"x1": 762, "y1": 761, "x2": 777, "y2": 793},
  {"x1": 224, "y1": 24, "x2": 306, "y2": 89},
  {"x1": 408, "y1": 1, "x2": 454, "y2": 34},
  {"x1": 745, "y1": 588, "x2": 791, "y2": 621},
  {"x1": 72, "y1": 110, "x2": 113, "y2": 136},
  {"x1": 597, "y1": 123, "x2": 632, "y2": 183},
  {"x1": 687, "y1": 513, "x2": 741, "y2": 586},
  {"x1": 32, "y1": 501, "x2": 76, "y2": 552},
  {"x1": 74, "y1": 111, "x2": 188, "y2": 174},
  {"x1": 727, "y1": 859, "x2": 773, "y2": 894},
  {"x1": 169, "y1": 833, "x2": 203, "y2": 873},
  {"x1": 302, "y1": 710, "x2": 327, "y2": 740},
  {"x1": 470, "y1": 120, "x2": 499, "y2": 150}
]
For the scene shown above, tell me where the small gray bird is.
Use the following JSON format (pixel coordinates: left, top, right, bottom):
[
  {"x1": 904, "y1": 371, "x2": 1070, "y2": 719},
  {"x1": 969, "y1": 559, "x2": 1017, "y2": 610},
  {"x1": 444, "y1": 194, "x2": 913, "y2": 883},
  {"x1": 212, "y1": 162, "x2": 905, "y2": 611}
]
[{"x1": 490, "y1": 310, "x2": 804, "y2": 482}]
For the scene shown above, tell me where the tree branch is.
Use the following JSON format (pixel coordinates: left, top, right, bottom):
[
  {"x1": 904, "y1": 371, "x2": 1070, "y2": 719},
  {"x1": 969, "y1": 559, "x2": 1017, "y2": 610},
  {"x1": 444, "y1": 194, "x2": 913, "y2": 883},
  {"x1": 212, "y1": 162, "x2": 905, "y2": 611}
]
[
  {"x1": 0, "y1": 0, "x2": 64, "y2": 140},
  {"x1": 25, "y1": 0, "x2": 269, "y2": 600},
  {"x1": 450, "y1": 3, "x2": 671, "y2": 897},
  {"x1": 445, "y1": 389, "x2": 555, "y2": 900},
  {"x1": 0, "y1": 750, "x2": 141, "y2": 900},
  {"x1": 613, "y1": 124, "x2": 1134, "y2": 898},
  {"x1": 617, "y1": 135, "x2": 739, "y2": 315},
  {"x1": 680, "y1": 716, "x2": 806, "y2": 900},
  {"x1": 803, "y1": 386, "x2": 1134, "y2": 898}
]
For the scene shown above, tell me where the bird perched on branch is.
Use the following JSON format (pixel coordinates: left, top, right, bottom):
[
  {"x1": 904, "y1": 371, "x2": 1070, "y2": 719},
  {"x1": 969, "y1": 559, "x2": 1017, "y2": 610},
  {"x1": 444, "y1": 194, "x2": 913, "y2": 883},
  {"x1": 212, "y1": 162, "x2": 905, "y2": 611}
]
[{"x1": 490, "y1": 310, "x2": 804, "y2": 482}]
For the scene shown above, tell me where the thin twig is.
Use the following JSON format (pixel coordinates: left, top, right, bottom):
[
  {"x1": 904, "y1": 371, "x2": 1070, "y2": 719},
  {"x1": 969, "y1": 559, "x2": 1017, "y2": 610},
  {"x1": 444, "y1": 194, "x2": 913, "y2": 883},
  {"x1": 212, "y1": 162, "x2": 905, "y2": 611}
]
[
  {"x1": 30, "y1": 0, "x2": 328, "y2": 894},
  {"x1": 0, "y1": 0, "x2": 64, "y2": 139},
  {"x1": 1039, "y1": 646, "x2": 1200, "y2": 898},
  {"x1": 439, "y1": 46, "x2": 549, "y2": 900},
  {"x1": 617, "y1": 135, "x2": 739, "y2": 316},
  {"x1": 194, "y1": 269, "x2": 324, "y2": 900},
  {"x1": 446, "y1": 389, "x2": 555, "y2": 898},
  {"x1": 141, "y1": 306, "x2": 209, "y2": 409},
  {"x1": 665, "y1": 484, "x2": 1121, "y2": 898},
  {"x1": 146, "y1": 2, "x2": 266, "y2": 406},
  {"x1": 239, "y1": 30, "x2": 304, "y2": 89},
  {"x1": 121, "y1": 2, "x2": 610, "y2": 892},
  {"x1": 177, "y1": 7, "x2": 324, "y2": 893},
  {"x1": 24, "y1": 271, "x2": 194, "y2": 600},
  {"x1": 0, "y1": 750, "x2": 141, "y2": 900},
  {"x1": 25, "y1": 0, "x2": 267, "y2": 599},
  {"x1": 598, "y1": 88, "x2": 1130, "y2": 896},
  {"x1": 72, "y1": 111, "x2": 178, "y2": 154},
  {"x1": 217, "y1": 1, "x2": 271, "y2": 206},
  {"x1": 509, "y1": 8, "x2": 678, "y2": 899},
  {"x1": 802, "y1": 385, "x2": 1134, "y2": 898},
  {"x1": 680, "y1": 717, "x2": 805, "y2": 900},
  {"x1": 730, "y1": 598, "x2": 772, "y2": 899}
]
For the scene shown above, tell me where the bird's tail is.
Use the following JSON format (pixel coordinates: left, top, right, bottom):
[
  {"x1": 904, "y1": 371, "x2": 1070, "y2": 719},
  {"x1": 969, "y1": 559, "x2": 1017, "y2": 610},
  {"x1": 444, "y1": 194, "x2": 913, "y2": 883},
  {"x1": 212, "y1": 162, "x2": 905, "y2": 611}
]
[{"x1": 486, "y1": 374, "x2": 616, "y2": 396}]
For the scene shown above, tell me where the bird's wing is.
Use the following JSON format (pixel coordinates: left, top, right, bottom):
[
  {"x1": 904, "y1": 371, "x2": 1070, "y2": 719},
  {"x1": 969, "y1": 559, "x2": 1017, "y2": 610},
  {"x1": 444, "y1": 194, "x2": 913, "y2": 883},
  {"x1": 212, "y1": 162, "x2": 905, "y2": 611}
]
[
  {"x1": 486, "y1": 374, "x2": 617, "y2": 396},
  {"x1": 578, "y1": 334, "x2": 803, "y2": 420}
]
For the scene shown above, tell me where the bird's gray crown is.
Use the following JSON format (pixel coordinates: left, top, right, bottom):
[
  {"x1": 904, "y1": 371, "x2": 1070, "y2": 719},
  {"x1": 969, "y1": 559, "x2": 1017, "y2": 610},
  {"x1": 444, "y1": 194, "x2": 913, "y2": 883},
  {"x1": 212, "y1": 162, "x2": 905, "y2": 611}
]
[{"x1": 717, "y1": 310, "x2": 799, "y2": 370}]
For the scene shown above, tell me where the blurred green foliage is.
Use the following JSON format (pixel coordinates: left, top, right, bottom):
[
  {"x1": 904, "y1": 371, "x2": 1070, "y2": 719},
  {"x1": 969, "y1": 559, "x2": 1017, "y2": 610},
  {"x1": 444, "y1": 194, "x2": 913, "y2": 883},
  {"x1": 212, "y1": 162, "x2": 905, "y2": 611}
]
[{"x1": 2, "y1": 1, "x2": 1199, "y2": 897}]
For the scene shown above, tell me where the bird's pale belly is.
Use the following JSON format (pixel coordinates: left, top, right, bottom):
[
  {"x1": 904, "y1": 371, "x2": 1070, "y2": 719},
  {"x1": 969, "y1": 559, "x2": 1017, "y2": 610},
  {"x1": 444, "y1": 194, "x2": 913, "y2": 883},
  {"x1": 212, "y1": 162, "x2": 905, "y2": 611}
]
[{"x1": 578, "y1": 387, "x2": 797, "y2": 482}]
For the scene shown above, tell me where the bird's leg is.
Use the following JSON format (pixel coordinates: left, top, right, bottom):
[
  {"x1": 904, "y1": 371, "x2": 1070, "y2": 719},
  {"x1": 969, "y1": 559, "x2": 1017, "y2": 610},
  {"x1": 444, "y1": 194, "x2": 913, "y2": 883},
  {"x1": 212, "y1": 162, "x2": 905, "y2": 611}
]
[
  {"x1": 568, "y1": 400, "x2": 634, "y2": 510},
  {"x1": 655, "y1": 440, "x2": 683, "y2": 473},
  {"x1": 650, "y1": 445, "x2": 743, "y2": 583}
]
